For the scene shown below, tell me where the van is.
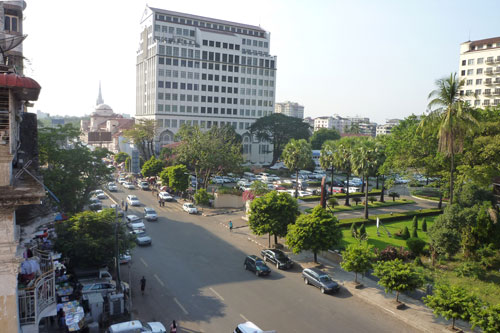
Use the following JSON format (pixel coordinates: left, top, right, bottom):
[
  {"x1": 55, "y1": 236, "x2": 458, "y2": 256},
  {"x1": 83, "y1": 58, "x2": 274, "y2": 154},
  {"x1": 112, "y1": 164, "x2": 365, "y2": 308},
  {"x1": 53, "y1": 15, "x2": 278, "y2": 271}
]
[
  {"x1": 107, "y1": 320, "x2": 166, "y2": 333},
  {"x1": 234, "y1": 321, "x2": 276, "y2": 333},
  {"x1": 74, "y1": 267, "x2": 112, "y2": 282}
]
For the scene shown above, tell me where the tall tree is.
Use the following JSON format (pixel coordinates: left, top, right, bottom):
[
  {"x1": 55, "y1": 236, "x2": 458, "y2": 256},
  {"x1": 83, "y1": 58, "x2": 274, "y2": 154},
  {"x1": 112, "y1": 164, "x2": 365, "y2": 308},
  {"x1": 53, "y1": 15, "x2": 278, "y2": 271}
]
[
  {"x1": 320, "y1": 140, "x2": 338, "y2": 194},
  {"x1": 332, "y1": 137, "x2": 357, "y2": 206},
  {"x1": 351, "y1": 138, "x2": 379, "y2": 219},
  {"x1": 175, "y1": 124, "x2": 243, "y2": 188},
  {"x1": 286, "y1": 205, "x2": 343, "y2": 263},
  {"x1": 250, "y1": 113, "x2": 311, "y2": 165},
  {"x1": 341, "y1": 242, "x2": 376, "y2": 284},
  {"x1": 114, "y1": 152, "x2": 129, "y2": 164},
  {"x1": 141, "y1": 156, "x2": 164, "y2": 178},
  {"x1": 123, "y1": 119, "x2": 157, "y2": 160},
  {"x1": 166, "y1": 164, "x2": 190, "y2": 193},
  {"x1": 310, "y1": 128, "x2": 340, "y2": 150},
  {"x1": 373, "y1": 259, "x2": 424, "y2": 303},
  {"x1": 420, "y1": 73, "x2": 478, "y2": 204},
  {"x1": 282, "y1": 139, "x2": 313, "y2": 198},
  {"x1": 249, "y1": 191, "x2": 300, "y2": 246}
]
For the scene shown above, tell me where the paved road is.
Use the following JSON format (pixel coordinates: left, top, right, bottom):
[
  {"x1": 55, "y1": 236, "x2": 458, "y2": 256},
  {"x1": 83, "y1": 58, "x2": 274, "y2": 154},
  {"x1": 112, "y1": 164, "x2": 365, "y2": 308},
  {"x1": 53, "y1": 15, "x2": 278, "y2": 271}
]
[{"x1": 102, "y1": 185, "x2": 418, "y2": 333}]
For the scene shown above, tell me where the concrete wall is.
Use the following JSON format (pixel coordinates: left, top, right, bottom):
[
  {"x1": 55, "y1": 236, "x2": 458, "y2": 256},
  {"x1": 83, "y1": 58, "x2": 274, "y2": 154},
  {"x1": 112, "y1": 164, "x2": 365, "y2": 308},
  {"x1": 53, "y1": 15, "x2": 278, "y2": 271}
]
[{"x1": 213, "y1": 194, "x2": 244, "y2": 209}]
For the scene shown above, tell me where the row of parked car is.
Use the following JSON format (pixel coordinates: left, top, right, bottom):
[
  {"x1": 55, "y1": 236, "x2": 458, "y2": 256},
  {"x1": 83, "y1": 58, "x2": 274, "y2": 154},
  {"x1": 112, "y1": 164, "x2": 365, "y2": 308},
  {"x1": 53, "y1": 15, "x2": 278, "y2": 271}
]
[{"x1": 244, "y1": 250, "x2": 340, "y2": 295}]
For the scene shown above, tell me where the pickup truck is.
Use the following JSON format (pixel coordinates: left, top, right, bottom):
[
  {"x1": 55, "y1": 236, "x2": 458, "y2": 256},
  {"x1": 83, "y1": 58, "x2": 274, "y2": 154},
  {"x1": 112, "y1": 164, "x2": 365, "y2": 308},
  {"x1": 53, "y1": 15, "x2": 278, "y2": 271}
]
[{"x1": 74, "y1": 267, "x2": 112, "y2": 282}]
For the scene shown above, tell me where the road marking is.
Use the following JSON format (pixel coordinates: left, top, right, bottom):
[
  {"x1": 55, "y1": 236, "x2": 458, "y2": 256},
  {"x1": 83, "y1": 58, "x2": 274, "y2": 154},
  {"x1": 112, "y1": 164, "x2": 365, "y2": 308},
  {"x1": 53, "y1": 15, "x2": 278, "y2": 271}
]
[
  {"x1": 140, "y1": 257, "x2": 148, "y2": 267},
  {"x1": 240, "y1": 314, "x2": 249, "y2": 322},
  {"x1": 153, "y1": 274, "x2": 164, "y2": 287},
  {"x1": 174, "y1": 297, "x2": 189, "y2": 315},
  {"x1": 209, "y1": 287, "x2": 224, "y2": 301}
]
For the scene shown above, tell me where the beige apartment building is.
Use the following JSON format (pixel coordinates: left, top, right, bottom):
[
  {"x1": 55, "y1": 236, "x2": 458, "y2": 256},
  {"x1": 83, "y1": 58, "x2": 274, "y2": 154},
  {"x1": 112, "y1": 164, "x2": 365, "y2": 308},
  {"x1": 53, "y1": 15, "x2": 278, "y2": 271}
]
[
  {"x1": 275, "y1": 101, "x2": 304, "y2": 118},
  {"x1": 459, "y1": 37, "x2": 500, "y2": 107}
]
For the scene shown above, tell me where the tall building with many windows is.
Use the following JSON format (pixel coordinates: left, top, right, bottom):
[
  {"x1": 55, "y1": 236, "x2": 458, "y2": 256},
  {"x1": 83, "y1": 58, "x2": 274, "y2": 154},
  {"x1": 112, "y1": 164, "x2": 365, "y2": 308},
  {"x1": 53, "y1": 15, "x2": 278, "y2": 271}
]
[
  {"x1": 459, "y1": 37, "x2": 500, "y2": 108},
  {"x1": 275, "y1": 101, "x2": 304, "y2": 118},
  {"x1": 136, "y1": 7, "x2": 277, "y2": 164}
]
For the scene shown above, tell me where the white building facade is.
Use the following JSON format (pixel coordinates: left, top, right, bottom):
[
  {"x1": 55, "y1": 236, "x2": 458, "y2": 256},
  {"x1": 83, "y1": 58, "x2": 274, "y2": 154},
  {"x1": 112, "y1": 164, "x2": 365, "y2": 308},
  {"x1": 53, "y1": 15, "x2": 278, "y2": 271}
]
[
  {"x1": 275, "y1": 101, "x2": 304, "y2": 118},
  {"x1": 136, "y1": 7, "x2": 277, "y2": 165},
  {"x1": 459, "y1": 37, "x2": 500, "y2": 108}
]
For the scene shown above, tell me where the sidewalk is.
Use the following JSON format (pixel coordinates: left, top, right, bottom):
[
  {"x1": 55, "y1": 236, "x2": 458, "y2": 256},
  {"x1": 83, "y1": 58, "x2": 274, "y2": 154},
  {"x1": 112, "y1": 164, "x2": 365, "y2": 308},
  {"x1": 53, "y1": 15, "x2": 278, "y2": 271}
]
[{"x1": 210, "y1": 211, "x2": 471, "y2": 333}]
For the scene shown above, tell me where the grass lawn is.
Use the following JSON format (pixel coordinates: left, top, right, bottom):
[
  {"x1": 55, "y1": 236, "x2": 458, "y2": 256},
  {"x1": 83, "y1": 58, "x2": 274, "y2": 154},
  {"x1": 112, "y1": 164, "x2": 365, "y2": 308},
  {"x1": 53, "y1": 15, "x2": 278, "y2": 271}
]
[
  {"x1": 334, "y1": 216, "x2": 436, "y2": 251},
  {"x1": 332, "y1": 199, "x2": 415, "y2": 212}
]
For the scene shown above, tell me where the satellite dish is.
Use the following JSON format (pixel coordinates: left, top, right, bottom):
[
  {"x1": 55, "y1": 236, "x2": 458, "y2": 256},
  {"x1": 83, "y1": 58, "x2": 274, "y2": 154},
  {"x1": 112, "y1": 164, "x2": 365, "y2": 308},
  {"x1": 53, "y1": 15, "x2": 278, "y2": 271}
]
[{"x1": 0, "y1": 33, "x2": 27, "y2": 65}]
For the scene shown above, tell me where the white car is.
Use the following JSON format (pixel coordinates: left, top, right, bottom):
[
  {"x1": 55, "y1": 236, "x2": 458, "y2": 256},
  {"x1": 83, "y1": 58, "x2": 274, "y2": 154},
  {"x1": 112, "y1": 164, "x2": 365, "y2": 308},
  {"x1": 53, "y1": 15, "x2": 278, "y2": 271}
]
[
  {"x1": 158, "y1": 191, "x2": 173, "y2": 201},
  {"x1": 182, "y1": 203, "x2": 198, "y2": 214},
  {"x1": 126, "y1": 195, "x2": 140, "y2": 206},
  {"x1": 118, "y1": 177, "x2": 127, "y2": 185},
  {"x1": 123, "y1": 182, "x2": 135, "y2": 189},
  {"x1": 119, "y1": 251, "x2": 131, "y2": 264},
  {"x1": 108, "y1": 182, "x2": 118, "y2": 192},
  {"x1": 212, "y1": 176, "x2": 224, "y2": 184},
  {"x1": 108, "y1": 320, "x2": 166, "y2": 333},
  {"x1": 143, "y1": 207, "x2": 158, "y2": 221},
  {"x1": 94, "y1": 190, "x2": 107, "y2": 200}
]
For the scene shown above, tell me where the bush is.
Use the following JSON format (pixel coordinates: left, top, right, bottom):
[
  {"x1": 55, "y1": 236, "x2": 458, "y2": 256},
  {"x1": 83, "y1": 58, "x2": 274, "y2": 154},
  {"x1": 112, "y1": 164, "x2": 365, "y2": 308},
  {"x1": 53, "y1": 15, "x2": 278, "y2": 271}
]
[
  {"x1": 359, "y1": 223, "x2": 367, "y2": 239},
  {"x1": 328, "y1": 197, "x2": 338, "y2": 207},
  {"x1": 350, "y1": 222, "x2": 358, "y2": 238},
  {"x1": 353, "y1": 197, "x2": 361, "y2": 205},
  {"x1": 412, "y1": 216, "x2": 418, "y2": 230},
  {"x1": 411, "y1": 227, "x2": 418, "y2": 238},
  {"x1": 217, "y1": 187, "x2": 243, "y2": 196},
  {"x1": 454, "y1": 261, "x2": 486, "y2": 279},
  {"x1": 194, "y1": 188, "x2": 210, "y2": 205},
  {"x1": 414, "y1": 257, "x2": 423, "y2": 266},
  {"x1": 401, "y1": 226, "x2": 410, "y2": 240},
  {"x1": 406, "y1": 238, "x2": 426, "y2": 256},
  {"x1": 422, "y1": 218, "x2": 427, "y2": 232},
  {"x1": 375, "y1": 245, "x2": 413, "y2": 262},
  {"x1": 300, "y1": 195, "x2": 321, "y2": 202},
  {"x1": 338, "y1": 208, "x2": 442, "y2": 228}
]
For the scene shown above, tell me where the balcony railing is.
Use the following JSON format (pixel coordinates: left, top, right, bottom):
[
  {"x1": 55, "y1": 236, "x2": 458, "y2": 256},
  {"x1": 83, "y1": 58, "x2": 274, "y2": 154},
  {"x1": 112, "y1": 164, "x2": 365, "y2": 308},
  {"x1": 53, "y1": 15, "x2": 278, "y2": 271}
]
[
  {"x1": 33, "y1": 248, "x2": 54, "y2": 274},
  {"x1": 18, "y1": 269, "x2": 55, "y2": 325},
  {"x1": 486, "y1": 58, "x2": 494, "y2": 64}
]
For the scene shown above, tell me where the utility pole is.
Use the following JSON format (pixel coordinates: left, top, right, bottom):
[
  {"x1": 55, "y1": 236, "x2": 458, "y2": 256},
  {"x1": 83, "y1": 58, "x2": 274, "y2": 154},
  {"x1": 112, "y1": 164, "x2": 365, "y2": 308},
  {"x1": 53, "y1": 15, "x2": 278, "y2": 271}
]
[{"x1": 114, "y1": 206, "x2": 122, "y2": 293}]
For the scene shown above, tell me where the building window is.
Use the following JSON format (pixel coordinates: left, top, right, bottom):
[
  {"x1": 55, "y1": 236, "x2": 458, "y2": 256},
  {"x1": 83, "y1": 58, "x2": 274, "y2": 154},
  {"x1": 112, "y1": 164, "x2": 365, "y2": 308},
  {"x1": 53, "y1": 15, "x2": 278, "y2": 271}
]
[
  {"x1": 468, "y1": 59, "x2": 474, "y2": 65},
  {"x1": 4, "y1": 14, "x2": 18, "y2": 32}
]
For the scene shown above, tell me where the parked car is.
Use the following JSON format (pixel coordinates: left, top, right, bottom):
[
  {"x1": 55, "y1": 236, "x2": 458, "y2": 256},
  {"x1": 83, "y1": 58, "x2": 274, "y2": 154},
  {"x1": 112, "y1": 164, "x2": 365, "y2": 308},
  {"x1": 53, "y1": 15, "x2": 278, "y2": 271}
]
[
  {"x1": 108, "y1": 182, "x2": 118, "y2": 192},
  {"x1": 118, "y1": 177, "x2": 127, "y2": 185},
  {"x1": 133, "y1": 230, "x2": 152, "y2": 246},
  {"x1": 330, "y1": 186, "x2": 345, "y2": 193},
  {"x1": 126, "y1": 215, "x2": 145, "y2": 230},
  {"x1": 182, "y1": 203, "x2": 198, "y2": 214},
  {"x1": 302, "y1": 268, "x2": 340, "y2": 294},
  {"x1": 126, "y1": 195, "x2": 140, "y2": 206},
  {"x1": 260, "y1": 249, "x2": 293, "y2": 269},
  {"x1": 123, "y1": 182, "x2": 135, "y2": 189},
  {"x1": 158, "y1": 192, "x2": 173, "y2": 201},
  {"x1": 93, "y1": 190, "x2": 107, "y2": 199},
  {"x1": 119, "y1": 252, "x2": 131, "y2": 264},
  {"x1": 212, "y1": 176, "x2": 224, "y2": 184},
  {"x1": 107, "y1": 320, "x2": 166, "y2": 333},
  {"x1": 89, "y1": 198, "x2": 102, "y2": 211},
  {"x1": 139, "y1": 181, "x2": 149, "y2": 190},
  {"x1": 143, "y1": 207, "x2": 158, "y2": 221},
  {"x1": 81, "y1": 279, "x2": 128, "y2": 297},
  {"x1": 244, "y1": 255, "x2": 271, "y2": 277}
]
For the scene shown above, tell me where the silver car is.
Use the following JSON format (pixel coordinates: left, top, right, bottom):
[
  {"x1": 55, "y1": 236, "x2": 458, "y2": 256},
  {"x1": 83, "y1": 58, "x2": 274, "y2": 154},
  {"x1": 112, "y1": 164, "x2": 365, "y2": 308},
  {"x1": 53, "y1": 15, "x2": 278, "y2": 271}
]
[{"x1": 143, "y1": 207, "x2": 158, "y2": 221}]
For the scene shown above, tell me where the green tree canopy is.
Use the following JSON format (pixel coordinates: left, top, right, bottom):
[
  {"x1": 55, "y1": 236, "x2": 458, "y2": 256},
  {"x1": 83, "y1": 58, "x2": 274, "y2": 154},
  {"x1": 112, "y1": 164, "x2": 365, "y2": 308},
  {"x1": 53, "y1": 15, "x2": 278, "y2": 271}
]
[
  {"x1": 471, "y1": 303, "x2": 500, "y2": 333},
  {"x1": 166, "y1": 164, "x2": 190, "y2": 193},
  {"x1": 332, "y1": 137, "x2": 357, "y2": 206},
  {"x1": 114, "y1": 152, "x2": 129, "y2": 164},
  {"x1": 54, "y1": 209, "x2": 135, "y2": 269},
  {"x1": 424, "y1": 283, "x2": 481, "y2": 330},
  {"x1": 282, "y1": 139, "x2": 312, "y2": 198},
  {"x1": 141, "y1": 156, "x2": 164, "y2": 178},
  {"x1": 250, "y1": 113, "x2": 311, "y2": 165},
  {"x1": 38, "y1": 124, "x2": 113, "y2": 213},
  {"x1": 123, "y1": 119, "x2": 157, "y2": 160},
  {"x1": 310, "y1": 128, "x2": 340, "y2": 150},
  {"x1": 286, "y1": 205, "x2": 343, "y2": 263},
  {"x1": 320, "y1": 140, "x2": 338, "y2": 194},
  {"x1": 373, "y1": 259, "x2": 424, "y2": 303},
  {"x1": 249, "y1": 191, "x2": 300, "y2": 246},
  {"x1": 341, "y1": 242, "x2": 376, "y2": 283}
]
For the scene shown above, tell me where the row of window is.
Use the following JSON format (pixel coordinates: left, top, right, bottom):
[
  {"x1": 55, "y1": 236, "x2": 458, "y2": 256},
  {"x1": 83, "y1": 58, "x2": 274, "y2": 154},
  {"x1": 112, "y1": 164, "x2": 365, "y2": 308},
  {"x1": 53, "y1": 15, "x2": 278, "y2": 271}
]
[
  {"x1": 462, "y1": 68, "x2": 500, "y2": 76},
  {"x1": 156, "y1": 104, "x2": 272, "y2": 117},
  {"x1": 469, "y1": 43, "x2": 500, "y2": 51},
  {"x1": 473, "y1": 99, "x2": 500, "y2": 106},
  {"x1": 157, "y1": 81, "x2": 274, "y2": 95},
  {"x1": 241, "y1": 38, "x2": 268, "y2": 49},
  {"x1": 158, "y1": 118, "x2": 255, "y2": 132},
  {"x1": 158, "y1": 64, "x2": 275, "y2": 80},
  {"x1": 155, "y1": 24, "x2": 196, "y2": 38},
  {"x1": 202, "y1": 39, "x2": 240, "y2": 50},
  {"x1": 465, "y1": 75, "x2": 500, "y2": 85},
  {"x1": 462, "y1": 88, "x2": 500, "y2": 95},
  {"x1": 461, "y1": 56, "x2": 500, "y2": 66},
  {"x1": 158, "y1": 75, "x2": 274, "y2": 88},
  {"x1": 155, "y1": 13, "x2": 266, "y2": 38}
]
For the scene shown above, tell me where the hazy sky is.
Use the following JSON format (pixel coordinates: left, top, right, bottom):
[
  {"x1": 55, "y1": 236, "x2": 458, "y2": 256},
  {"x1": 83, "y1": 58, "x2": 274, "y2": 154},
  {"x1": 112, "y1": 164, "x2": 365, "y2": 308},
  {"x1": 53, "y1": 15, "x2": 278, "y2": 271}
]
[{"x1": 23, "y1": 0, "x2": 500, "y2": 124}]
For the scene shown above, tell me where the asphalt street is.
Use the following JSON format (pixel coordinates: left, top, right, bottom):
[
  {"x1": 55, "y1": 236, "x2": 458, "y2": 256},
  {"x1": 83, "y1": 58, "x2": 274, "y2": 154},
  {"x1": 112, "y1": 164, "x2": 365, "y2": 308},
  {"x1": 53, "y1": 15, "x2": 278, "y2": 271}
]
[{"x1": 102, "y1": 184, "x2": 419, "y2": 333}]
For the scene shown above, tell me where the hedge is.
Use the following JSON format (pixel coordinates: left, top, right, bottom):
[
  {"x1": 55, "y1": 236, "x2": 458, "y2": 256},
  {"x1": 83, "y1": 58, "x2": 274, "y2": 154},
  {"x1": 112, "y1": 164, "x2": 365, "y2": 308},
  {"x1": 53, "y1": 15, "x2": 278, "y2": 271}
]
[
  {"x1": 217, "y1": 187, "x2": 243, "y2": 196},
  {"x1": 337, "y1": 208, "x2": 443, "y2": 228}
]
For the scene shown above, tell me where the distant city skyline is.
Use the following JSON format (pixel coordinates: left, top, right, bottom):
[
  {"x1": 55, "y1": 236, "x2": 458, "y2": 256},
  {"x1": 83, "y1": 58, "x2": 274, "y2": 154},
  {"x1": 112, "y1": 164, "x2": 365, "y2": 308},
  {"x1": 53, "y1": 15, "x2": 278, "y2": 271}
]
[{"x1": 23, "y1": 0, "x2": 500, "y2": 124}]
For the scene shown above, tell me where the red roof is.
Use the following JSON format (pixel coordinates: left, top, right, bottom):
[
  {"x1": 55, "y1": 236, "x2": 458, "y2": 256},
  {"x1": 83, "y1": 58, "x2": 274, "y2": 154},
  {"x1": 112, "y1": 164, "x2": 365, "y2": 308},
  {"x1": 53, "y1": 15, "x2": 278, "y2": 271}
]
[{"x1": 0, "y1": 72, "x2": 41, "y2": 100}]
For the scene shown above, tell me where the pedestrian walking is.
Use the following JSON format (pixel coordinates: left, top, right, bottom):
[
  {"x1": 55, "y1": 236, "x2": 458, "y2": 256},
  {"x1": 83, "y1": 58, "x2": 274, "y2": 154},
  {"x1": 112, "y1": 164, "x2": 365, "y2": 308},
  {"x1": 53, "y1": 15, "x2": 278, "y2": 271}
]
[
  {"x1": 158, "y1": 199, "x2": 162, "y2": 207},
  {"x1": 125, "y1": 202, "x2": 128, "y2": 212},
  {"x1": 140, "y1": 276, "x2": 146, "y2": 295},
  {"x1": 170, "y1": 320, "x2": 177, "y2": 333},
  {"x1": 161, "y1": 199, "x2": 165, "y2": 207},
  {"x1": 121, "y1": 200, "x2": 124, "y2": 208},
  {"x1": 228, "y1": 220, "x2": 233, "y2": 232}
]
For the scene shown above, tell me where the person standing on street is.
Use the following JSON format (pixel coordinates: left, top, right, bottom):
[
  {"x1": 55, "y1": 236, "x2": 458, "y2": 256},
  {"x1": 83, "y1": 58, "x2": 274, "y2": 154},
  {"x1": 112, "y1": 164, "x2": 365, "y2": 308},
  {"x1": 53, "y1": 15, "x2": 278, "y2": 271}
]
[
  {"x1": 140, "y1": 276, "x2": 146, "y2": 295},
  {"x1": 125, "y1": 202, "x2": 128, "y2": 212},
  {"x1": 170, "y1": 320, "x2": 177, "y2": 333},
  {"x1": 228, "y1": 220, "x2": 233, "y2": 232}
]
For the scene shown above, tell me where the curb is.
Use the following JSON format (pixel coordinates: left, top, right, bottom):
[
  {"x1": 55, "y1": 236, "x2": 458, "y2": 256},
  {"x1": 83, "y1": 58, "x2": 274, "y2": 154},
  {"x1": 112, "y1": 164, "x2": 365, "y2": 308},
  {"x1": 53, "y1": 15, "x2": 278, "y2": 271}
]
[{"x1": 202, "y1": 208, "x2": 243, "y2": 217}]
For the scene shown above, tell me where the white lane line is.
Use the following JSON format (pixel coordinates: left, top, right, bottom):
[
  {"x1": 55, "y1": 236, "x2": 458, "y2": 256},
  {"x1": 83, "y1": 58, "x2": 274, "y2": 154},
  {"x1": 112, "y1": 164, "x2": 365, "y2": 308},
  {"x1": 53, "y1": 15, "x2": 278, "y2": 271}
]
[
  {"x1": 240, "y1": 314, "x2": 249, "y2": 322},
  {"x1": 153, "y1": 274, "x2": 165, "y2": 287},
  {"x1": 140, "y1": 257, "x2": 148, "y2": 267},
  {"x1": 209, "y1": 287, "x2": 225, "y2": 301},
  {"x1": 174, "y1": 297, "x2": 189, "y2": 315}
]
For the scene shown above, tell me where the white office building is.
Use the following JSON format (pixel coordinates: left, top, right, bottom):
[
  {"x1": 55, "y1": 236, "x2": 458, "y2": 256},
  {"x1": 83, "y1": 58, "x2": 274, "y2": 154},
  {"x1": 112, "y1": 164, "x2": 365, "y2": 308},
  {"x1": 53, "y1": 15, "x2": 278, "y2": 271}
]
[
  {"x1": 275, "y1": 101, "x2": 304, "y2": 118},
  {"x1": 459, "y1": 37, "x2": 500, "y2": 108},
  {"x1": 136, "y1": 7, "x2": 277, "y2": 165}
]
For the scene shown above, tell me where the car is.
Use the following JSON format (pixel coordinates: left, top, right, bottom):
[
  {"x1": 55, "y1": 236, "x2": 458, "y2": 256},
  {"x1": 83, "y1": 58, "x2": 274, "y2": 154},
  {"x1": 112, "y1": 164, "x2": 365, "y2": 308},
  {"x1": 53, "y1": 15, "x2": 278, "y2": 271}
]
[
  {"x1": 233, "y1": 321, "x2": 268, "y2": 333},
  {"x1": 107, "y1": 320, "x2": 166, "y2": 333},
  {"x1": 89, "y1": 198, "x2": 102, "y2": 211},
  {"x1": 108, "y1": 182, "x2": 118, "y2": 192},
  {"x1": 302, "y1": 267, "x2": 340, "y2": 294},
  {"x1": 126, "y1": 215, "x2": 145, "y2": 230},
  {"x1": 117, "y1": 177, "x2": 127, "y2": 185},
  {"x1": 143, "y1": 207, "x2": 158, "y2": 221},
  {"x1": 330, "y1": 186, "x2": 345, "y2": 193},
  {"x1": 123, "y1": 182, "x2": 135, "y2": 189},
  {"x1": 119, "y1": 251, "x2": 131, "y2": 264},
  {"x1": 133, "y1": 231, "x2": 152, "y2": 246},
  {"x1": 94, "y1": 190, "x2": 107, "y2": 200},
  {"x1": 139, "y1": 181, "x2": 149, "y2": 190},
  {"x1": 260, "y1": 249, "x2": 294, "y2": 270},
  {"x1": 158, "y1": 191, "x2": 173, "y2": 201},
  {"x1": 212, "y1": 176, "x2": 224, "y2": 184},
  {"x1": 244, "y1": 255, "x2": 271, "y2": 276},
  {"x1": 126, "y1": 195, "x2": 140, "y2": 206},
  {"x1": 81, "y1": 280, "x2": 129, "y2": 297},
  {"x1": 182, "y1": 202, "x2": 198, "y2": 214}
]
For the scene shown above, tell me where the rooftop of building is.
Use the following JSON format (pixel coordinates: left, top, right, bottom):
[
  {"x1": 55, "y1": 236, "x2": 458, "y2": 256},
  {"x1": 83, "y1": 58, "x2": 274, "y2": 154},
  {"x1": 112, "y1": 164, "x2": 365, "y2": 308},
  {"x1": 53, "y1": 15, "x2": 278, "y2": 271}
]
[
  {"x1": 463, "y1": 36, "x2": 500, "y2": 47},
  {"x1": 148, "y1": 7, "x2": 266, "y2": 33}
]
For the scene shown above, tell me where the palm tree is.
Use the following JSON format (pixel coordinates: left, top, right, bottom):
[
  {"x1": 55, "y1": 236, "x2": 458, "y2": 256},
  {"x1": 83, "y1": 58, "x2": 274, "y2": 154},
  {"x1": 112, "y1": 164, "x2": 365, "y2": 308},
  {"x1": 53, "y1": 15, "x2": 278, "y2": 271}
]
[
  {"x1": 320, "y1": 140, "x2": 338, "y2": 195},
  {"x1": 282, "y1": 139, "x2": 313, "y2": 198},
  {"x1": 332, "y1": 137, "x2": 356, "y2": 206},
  {"x1": 421, "y1": 73, "x2": 478, "y2": 204},
  {"x1": 351, "y1": 138, "x2": 379, "y2": 219}
]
